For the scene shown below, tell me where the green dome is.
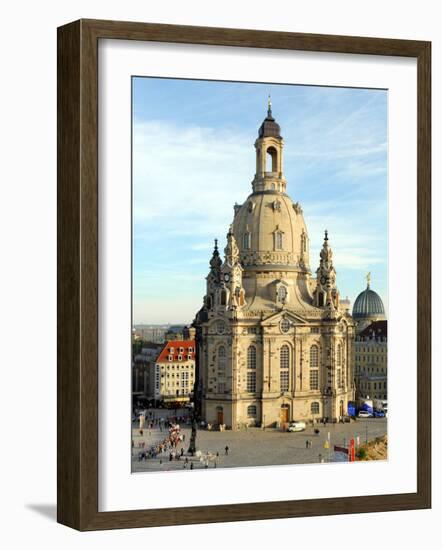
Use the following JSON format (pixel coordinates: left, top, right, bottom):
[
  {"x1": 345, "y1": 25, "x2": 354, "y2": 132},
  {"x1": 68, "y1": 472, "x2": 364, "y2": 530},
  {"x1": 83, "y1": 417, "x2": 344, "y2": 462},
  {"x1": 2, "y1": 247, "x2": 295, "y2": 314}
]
[{"x1": 352, "y1": 285, "x2": 385, "y2": 320}]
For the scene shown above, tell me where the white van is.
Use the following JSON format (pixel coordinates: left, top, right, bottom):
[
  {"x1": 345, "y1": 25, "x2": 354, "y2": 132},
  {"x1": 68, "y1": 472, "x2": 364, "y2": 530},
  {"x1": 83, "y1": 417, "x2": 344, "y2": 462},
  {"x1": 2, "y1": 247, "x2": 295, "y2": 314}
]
[{"x1": 287, "y1": 421, "x2": 306, "y2": 432}]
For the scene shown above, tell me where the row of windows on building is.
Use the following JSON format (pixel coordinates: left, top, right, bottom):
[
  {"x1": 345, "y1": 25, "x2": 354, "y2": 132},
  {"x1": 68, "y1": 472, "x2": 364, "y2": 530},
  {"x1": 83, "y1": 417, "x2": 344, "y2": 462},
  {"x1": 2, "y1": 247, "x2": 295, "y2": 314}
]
[
  {"x1": 235, "y1": 326, "x2": 328, "y2": 336},
  {"x1": 242, "y1": 230, "x2": 307, "y2": 253},
  {"x1": 163, "y1": 372, "x2": 191, "y2": 390},
  {"x1": 215, "y1": 344, "x2": 347, "y2": 393},
  {"x1": 162, "y1": 372, "x2": 194, "y2": 379},
  {"x1": 356, "y1": 346, "x2": 386, "y2": 352},
  {"x1": 243, "y1": 231, "x2": 284, "y2": 250},
  {"x1": 246, "y1": 401, "x2": 320, "y2": 418},
  {"x1": 159, "y1": 364, "x2": 193, "y2": 370},
  {"x1": 359, "y1": 380, "x2": 387, "y2": 391},
  {"x1": 355, "y1": 355, "x2": 386, "y2": 363},
  {"x1": 241, "y1": 344, "x2": 344, "y2": 369},
  {"x1": 167, "y1": 354, "x2": 193, "y2": 361},
  {"x1": 356, "y1": 366, "x2": 386, "y2": 374}
]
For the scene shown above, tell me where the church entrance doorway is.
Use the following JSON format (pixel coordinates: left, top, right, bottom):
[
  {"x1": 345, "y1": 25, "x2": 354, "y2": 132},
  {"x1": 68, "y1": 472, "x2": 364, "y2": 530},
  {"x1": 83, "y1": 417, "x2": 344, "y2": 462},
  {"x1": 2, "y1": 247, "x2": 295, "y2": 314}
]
[
  {"x1": 280, "y1": 404, "x2": 290, "y2": 425},
  {"x1": 216, "y1": 406, "x2": 224, "y2": 425}
]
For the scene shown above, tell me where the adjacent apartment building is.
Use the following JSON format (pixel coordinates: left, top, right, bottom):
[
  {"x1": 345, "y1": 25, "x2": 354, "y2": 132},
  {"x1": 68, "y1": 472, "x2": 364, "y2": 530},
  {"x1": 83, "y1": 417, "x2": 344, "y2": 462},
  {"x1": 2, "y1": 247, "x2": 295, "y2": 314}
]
[
  {"x1": 152, "y1": 340, "x2": 196, "y2": 404},
  {"x1": 354, "y1": 320, "x2": 388, "y2": 401}
]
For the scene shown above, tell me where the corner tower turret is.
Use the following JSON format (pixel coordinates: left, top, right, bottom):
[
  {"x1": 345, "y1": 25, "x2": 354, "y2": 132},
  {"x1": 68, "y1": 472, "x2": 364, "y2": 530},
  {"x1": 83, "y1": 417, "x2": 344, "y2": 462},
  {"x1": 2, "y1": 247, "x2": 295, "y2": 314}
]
[
  {"x1": 313, "y1": 230, "x2": 340, "y2": 311},
  {"x1": 252, "y1": 97, "x2": 287, "y2": 193}
]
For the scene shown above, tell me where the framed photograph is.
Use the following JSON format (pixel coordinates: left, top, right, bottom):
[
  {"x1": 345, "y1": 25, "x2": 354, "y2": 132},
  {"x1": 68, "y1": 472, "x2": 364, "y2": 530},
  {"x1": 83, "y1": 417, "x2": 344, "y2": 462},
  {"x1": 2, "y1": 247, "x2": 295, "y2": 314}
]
[{"x1": 57, "y1": 19, "x2": 431, "y2": 530}]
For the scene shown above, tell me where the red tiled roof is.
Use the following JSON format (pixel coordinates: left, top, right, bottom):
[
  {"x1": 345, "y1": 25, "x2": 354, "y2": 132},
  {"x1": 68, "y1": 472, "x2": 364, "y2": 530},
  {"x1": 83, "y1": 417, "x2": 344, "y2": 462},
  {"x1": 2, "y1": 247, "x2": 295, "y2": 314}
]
[{"x1": 157, "y1": 340, "x2": 195, "y2": 363}]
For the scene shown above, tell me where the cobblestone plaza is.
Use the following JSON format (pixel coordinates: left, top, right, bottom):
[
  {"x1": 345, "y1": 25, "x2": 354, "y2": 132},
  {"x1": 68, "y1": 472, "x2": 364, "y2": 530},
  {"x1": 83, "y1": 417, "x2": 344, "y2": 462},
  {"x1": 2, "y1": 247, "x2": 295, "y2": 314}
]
[{"x1": 132, "y1": 417, "x2": 387, "y2": 472}]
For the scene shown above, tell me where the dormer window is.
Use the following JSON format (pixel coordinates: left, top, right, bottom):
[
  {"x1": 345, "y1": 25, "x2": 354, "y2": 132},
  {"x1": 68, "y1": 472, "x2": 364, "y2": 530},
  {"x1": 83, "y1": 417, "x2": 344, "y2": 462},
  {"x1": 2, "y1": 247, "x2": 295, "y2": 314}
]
[
  {"x1": 275, "y1": 280, "x2": 289, "y2": 305},
  {"x1": 277, "y1": 286, "x2": 287, "y2": 303},
  {"x1": 168, "y1": 355, "x2": 173, "y2": 361},
  {"x1": 178, "y1": 355, "x2": 182, "y2": 361},
  {"x1": 179, "y1": 347, "x2": 184, "y2": 353},
  {"x1": 169, "y1": 347, "x2": 174, "y2": 353},
  {"x1": 275, "y1": 231, "x2": 283, "y2": 250},
  {"x1": 272, "y1": 226, "x2": 284, "y2": 250},
  {"x1": 243, "y1": 232, "x2": 251, "y2": 250},
  {"x1": 301, "y1": 230, "x2": 307, "y2": 253}
]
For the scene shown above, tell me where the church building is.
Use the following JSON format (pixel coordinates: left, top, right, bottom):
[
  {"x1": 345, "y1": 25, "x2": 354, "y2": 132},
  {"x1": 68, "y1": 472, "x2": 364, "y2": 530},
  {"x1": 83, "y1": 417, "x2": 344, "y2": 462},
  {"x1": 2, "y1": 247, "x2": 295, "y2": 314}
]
[{"x1": 193, "y1": 101, "x2": 356, "y2": 429}]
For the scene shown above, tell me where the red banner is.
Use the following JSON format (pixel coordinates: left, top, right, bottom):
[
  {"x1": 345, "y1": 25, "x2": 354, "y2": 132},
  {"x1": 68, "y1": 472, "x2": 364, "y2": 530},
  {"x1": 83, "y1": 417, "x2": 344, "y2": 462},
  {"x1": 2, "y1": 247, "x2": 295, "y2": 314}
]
[{"x1": 349, "y1": 438, "x2": 355, "y2": 462}]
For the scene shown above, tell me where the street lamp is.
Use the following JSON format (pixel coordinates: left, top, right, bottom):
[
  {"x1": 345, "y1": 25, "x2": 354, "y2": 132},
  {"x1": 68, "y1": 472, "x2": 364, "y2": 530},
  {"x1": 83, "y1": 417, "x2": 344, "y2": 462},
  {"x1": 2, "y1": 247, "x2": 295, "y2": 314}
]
[{"x1": 188, "y1": 325, "x2": 201, "y2": 456}]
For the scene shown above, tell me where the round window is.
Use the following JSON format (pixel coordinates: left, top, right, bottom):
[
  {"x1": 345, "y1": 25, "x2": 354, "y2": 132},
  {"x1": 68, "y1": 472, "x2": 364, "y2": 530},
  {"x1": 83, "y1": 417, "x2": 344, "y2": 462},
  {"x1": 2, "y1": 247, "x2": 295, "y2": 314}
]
[{"x1": 280, "y1": 318, "x2": 290, "y2": 333}]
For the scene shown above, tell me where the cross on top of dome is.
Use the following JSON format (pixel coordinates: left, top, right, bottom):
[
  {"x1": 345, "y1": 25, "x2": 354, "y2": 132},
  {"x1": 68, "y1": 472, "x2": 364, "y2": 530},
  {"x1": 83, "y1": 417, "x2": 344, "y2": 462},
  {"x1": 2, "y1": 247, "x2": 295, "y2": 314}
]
[{"x1": 258, "y1": 96, "x2": 282, "y2": 139}]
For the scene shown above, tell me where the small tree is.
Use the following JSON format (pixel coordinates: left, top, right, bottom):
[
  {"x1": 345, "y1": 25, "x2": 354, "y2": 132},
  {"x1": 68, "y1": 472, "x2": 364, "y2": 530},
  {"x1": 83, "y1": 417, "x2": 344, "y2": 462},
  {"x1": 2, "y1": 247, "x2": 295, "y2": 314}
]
[{"x1": 357, "y1": 448, "x2": 367, "y2": 460}]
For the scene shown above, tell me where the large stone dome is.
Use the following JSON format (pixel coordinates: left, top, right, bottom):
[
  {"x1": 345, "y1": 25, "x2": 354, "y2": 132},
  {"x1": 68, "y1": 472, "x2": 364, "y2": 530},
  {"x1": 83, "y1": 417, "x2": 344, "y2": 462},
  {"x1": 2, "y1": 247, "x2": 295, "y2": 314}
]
[
  {"x1": 232, "y1": 191, "x2": 310, "y2": 272},
  {"x1": 352, "y1": 285, "x2": 385, "y2": 320}
]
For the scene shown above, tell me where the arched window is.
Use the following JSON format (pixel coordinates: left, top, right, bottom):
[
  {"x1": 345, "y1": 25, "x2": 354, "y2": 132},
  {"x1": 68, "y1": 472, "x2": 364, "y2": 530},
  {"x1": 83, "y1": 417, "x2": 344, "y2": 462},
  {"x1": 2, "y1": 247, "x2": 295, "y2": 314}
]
[
  {"x1": 266, "y1": 146, "x2": 277, "y2": 172},
  {"x1": 243, "y1": 232, "x2": 251, "y2": 250},
  {"x1": 247, "y1": 345, "x2": 256, "y2": 369},
  {"x1": 247, "y1": 405, "x2": 257, "y2": 417},
  {"x1": 336, "y1": 344, "x2": 342, "y2": 367},
  {"x1": 218, "y1": 345, "x2": 226, "y2": 372},
  {"x1": 246, "y1": 345, "x2": 257, "y2": 392},
  {"x1": 280, "y1": 345, "x2": 289, "y2": 391},
  {"x1": 277, "y1": 285, "x2": 287, "y2": 303},
  {"x1": 310, "y1": 345, "x2": 319, "y2": 368},
  {"x1": 309, "y1": 345, "x2": 319, "y2": 390},
  {"x1": 220, "y1": 289, "x2": 227, "y2": 306},
  {"x1": 311, "y1": 402, "x2": 320, "y2": 415},
  {"x1": 275, "y1": 231, "x2": 283, "y2": 250},
  {"x1": 337, "y1": 368, "x2": 342, "y2": 388},
  {"x1": 301, "y1": 231, "x2": 307, "y2": 253},
  {"x1": 280, "y1": 345, "x2": 289, "y2": 369}
]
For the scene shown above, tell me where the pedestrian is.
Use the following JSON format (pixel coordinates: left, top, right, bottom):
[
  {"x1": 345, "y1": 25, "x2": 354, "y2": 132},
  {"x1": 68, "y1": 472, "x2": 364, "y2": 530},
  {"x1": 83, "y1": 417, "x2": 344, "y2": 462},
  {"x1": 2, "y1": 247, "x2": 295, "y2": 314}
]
[
  {"x1": 306, "y1": 440, "x2": 309, "y2": 449},
  {"x1": 190, "y1": 462, "x2": 194, "y2": 470},
  {"x1": 180, "y1": 448, "x2": 184, "y2": 457},
  {"x1": 225, "y1": 445, "x2": 229, "y2": 455}
]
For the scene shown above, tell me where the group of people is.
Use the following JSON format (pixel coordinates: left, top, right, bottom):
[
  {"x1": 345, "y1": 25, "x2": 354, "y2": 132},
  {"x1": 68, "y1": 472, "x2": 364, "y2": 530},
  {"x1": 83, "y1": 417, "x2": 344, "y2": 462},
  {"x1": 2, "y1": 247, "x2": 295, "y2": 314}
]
[
  {"x1": 133, "y1": 416, "x2": 232, "y2": 470},
  {"x1": 136, "y1": 422, "x2": 185, "y2": 462}
]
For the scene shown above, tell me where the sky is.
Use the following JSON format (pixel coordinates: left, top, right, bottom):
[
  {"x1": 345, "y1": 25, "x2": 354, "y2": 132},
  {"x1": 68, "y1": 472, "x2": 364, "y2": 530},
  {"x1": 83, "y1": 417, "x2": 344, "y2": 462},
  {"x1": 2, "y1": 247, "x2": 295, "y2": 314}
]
[{"x1": 132, "y1": 77, "x2": 388, "y2": 324}]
